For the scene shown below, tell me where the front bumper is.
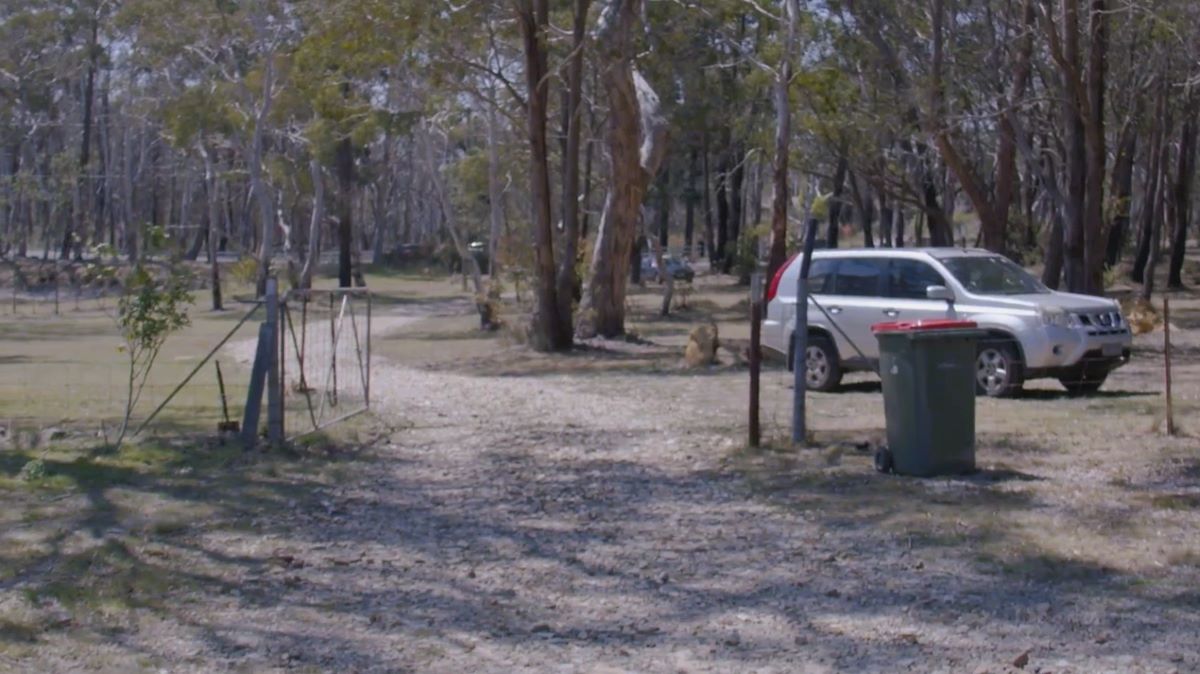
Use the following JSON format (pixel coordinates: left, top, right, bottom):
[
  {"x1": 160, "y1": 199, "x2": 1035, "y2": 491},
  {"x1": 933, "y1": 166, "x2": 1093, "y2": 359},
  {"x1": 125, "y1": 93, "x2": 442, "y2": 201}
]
[
  {"x1": 1024, "y1": 323, "x2": 1133, "y2": 375},
  {"x1": 1029, "y1": 347, "x2": 1132, "y2": 382}
]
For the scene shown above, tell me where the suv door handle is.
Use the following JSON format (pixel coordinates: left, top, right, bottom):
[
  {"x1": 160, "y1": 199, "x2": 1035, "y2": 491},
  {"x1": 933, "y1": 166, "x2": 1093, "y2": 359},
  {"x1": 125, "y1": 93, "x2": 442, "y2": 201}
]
[
  {"x1": 828, "y1": 306, "x2": 843, "y2": 315},
  {"x1": 883, "y1": 309, "x2": 900, "y2": 317}
]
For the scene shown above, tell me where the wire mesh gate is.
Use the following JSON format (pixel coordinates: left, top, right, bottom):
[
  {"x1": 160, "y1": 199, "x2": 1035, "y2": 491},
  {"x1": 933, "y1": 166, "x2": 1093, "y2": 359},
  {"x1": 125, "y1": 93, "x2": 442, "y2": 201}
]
[{"x1": 278, "y1": 288, "x2": 372, "y2": 441}]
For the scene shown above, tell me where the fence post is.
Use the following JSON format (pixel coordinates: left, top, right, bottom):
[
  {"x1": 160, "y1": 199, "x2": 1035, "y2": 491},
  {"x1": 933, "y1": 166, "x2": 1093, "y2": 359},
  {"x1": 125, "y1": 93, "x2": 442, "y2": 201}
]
[
  {"x1": 266, "y1": 278, "x2": 283, "y2": 446},
  {"x1": 365, "y1": 292, "x2": 372, "y2": 409},
  {"x1": 242, "y1": 322, "x2": 270, "y2": 450},
  {"x1": 1165, "y1": 296, "x2": 1175, "y2": 436},
  {"x1": 749, "y1": 273, "x2": 763, "y2": 448}
]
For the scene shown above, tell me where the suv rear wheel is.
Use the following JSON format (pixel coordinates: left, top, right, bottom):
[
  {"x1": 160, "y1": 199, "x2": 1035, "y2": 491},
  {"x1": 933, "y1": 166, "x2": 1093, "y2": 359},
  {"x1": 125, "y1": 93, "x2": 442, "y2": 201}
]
[
  {"x1": 976, "y1": 340, "x2": 1024, "y2": 398},
  {"x1": 793, "y1": 334, "x2": 842, "y2": 392}
]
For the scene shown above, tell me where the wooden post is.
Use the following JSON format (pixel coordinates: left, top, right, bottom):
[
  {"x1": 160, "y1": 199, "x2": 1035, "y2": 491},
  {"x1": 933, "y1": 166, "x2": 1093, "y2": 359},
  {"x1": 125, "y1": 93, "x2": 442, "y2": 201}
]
[
  {"x1": 330, "y1": 292, "x2": 338, "y2": 407},
  {"x1": 749, "y1": 273, "x2": 763, "y2": 448},
  {"x1": 1165, "y1": 296, "x2": 1175, "y2": 436}
]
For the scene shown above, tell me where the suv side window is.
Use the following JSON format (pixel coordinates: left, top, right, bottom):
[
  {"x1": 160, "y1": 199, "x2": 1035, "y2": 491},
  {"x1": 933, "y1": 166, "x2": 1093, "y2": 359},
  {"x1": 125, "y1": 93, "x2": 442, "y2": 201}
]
[
  {"x1": 831, "y1": 258, "x2": 887, "y2": 297},
  {"x1": 889, "y1": 259, "x2": 948, "y2": 299},
  {"x1": 808, "y1": 259, "x2": 836, "y2": 294}
]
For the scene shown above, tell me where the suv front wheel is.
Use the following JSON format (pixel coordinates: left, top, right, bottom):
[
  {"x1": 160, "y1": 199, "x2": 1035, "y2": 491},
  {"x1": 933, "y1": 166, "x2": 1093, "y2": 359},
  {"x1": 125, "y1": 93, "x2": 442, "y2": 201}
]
[{"x1": 976, "y1": 341, "x2": 1024, "y2": 398}]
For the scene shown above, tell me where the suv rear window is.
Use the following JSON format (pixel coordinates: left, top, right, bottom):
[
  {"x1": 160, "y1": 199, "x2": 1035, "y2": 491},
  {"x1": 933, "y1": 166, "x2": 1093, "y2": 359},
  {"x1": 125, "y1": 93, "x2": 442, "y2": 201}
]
[
  {"x1": 807, "y1": 259, "x2": 836, "y2": 294},
  {"x1": 830, "y1": 258, "x2": 887, "y2": 296}
]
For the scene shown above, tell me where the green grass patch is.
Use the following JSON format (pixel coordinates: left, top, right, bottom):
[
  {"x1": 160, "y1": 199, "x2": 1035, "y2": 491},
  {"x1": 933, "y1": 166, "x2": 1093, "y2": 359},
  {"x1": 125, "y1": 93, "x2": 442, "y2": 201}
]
[
  {"x1": 1149, "y1": 493, "x2": 1200, "y2": 510},
  {"x1": 26, "y1": 539, "x2": 177, "y2": 612}
]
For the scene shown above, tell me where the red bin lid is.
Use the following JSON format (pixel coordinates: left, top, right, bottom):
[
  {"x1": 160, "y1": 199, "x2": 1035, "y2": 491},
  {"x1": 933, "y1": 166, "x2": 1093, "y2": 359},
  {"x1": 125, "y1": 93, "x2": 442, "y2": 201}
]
[{"x1": 871, "y1": 319, "x2": 978, "y2": 334}]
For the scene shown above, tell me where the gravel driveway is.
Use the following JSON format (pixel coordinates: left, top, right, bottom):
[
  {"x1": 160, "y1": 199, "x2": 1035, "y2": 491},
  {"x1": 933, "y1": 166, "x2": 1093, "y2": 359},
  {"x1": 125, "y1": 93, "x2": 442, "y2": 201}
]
[{"x1": 157, "y1": 298, "x2": 1192, "y2": 674}]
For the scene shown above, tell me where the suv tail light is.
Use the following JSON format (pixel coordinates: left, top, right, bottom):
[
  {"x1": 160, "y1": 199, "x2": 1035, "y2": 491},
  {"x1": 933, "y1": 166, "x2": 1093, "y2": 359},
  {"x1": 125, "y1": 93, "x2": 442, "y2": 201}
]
[{"x1": 766, "y1": 253, "x2": 799, "y2": 303}]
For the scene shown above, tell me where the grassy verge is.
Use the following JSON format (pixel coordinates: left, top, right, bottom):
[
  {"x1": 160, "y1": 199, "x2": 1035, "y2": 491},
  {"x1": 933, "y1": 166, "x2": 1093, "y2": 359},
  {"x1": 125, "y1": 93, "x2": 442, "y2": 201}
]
[{"x1": 0, "y1": 414, "x2": 390, "y2": 661}]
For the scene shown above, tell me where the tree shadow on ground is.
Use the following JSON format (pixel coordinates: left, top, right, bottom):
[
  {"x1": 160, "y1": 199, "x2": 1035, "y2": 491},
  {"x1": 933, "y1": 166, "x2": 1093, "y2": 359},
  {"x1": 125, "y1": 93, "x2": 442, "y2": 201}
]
[
  {"x1": 0, "y1": 435, "x2": 393, "y2": 669},
  {"x1": 208, "y1": 431, "x2": 1198, "y2": 671}
]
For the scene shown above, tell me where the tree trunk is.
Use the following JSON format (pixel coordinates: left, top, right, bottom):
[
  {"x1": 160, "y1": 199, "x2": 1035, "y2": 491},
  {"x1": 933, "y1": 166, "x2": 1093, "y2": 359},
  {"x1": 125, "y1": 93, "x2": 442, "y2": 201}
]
[
  {"x1": 1105, "y1": 119, "x2": 1137, "y2": 269},
  {"x1": 1167, "y1": 94, "x2": 1198, "y2": 289},
  {"x1": 300, "y1": 159, "x2": 324, "y2": 290},
  {"x1": 685, "y1": 147, "x2": 697, "y2": 257},
  {"x1": 878, "y1": 191, "x2": 893, "y2": 248},
  {"x1": 251, "y1": 55, "x2": 277, "y2": 297},
  {"x1": 1133, "y1": 85, "x2": 1168, "y2": 286},
  {"x1": 581, "y1": 63, "x2": 599, "y2": 243},
  {"x1": 200, "y1": 146, "x2": 223, "y2": 310},
  {"x1": 578, "y1": 0, "x2": 668, "y2": 339},
  {"x1": 921, "y1": 169, "x2": 953, "y2": 246},
  {"x1": 656, "y1": 167, "x2": 670, "y2": 249},
  {"x1": 486, "y1": 102, "x2": 505, "y2": 278},
  {"x1": 725, "y1": 145, "x2": 745, "y2": 270},
  {"x1": 554, "y1": 0, "x2": 591, "y2": 327},
  {"x1": 715, "y1": 152, "x2": 730, "y2": 267},
  {"x1": 516, "y1": 0, "x2": 571, "y2": 349},
  {"x1": 766, "y1": 0, "x2": 798, "y2": 291},
  {"x1": 1082, "y1": 0, "x2": 1108, "y2": 294},
  {"x1": 702, "y1": 130, "x2": 714, "y2": 260},
  {"x1": 850, "y1": 173, "x2": 876, "y2": 248},
  {"x1": 334, "y1": 135, "x2": 354, "y2": 289},
  {"x1": 827, "y1": 153, "x2": 848, "y2": 248},
  {"x1": 1143, "y1": 132, "x2": 1169, "y2": 302},
  {"x1": 1060, "y1": 0, "x2": 1088, "y2": 293}
]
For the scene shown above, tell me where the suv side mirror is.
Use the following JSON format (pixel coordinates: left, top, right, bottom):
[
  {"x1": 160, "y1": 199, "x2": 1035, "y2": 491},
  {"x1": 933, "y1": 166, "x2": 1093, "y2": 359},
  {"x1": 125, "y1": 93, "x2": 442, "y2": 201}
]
[{"x1": 926, "y1": 285, "x2": 955, "y2": 303}]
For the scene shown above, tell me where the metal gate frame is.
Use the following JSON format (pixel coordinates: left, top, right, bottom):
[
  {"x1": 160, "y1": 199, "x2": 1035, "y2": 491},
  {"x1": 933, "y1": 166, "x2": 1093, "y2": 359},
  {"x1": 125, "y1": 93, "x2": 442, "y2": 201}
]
[{"x1": 278, "y1": 287, "x2": 372, "y2": 442}]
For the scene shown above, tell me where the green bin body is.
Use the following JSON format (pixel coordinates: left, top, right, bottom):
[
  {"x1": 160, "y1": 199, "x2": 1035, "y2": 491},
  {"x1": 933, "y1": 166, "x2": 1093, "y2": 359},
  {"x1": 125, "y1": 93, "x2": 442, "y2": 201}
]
[{"x1": 873, "y1": 321, "x2": 985, "y2": 477}]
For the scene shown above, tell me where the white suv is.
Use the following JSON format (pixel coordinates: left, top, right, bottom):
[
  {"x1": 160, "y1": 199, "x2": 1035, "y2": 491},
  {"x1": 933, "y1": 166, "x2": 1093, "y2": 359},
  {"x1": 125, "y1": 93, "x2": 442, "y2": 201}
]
[{"x1": 762, "y1": 248, "x2": 1133, "y2": 397}]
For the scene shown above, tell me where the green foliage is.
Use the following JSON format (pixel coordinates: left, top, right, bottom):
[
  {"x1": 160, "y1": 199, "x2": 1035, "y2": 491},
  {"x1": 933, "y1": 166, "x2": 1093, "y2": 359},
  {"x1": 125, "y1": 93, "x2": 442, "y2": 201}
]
[
  {"x1": 810, "y1": 193, "x2": 831, "y2": 221},
  {"x1": 229, "y1": 257, "x2": 261, "y2": 286},
  {"x1": 17, "y1": 459, "x2": 46, "y2": 482},
  {"x1": 113, "y1": 264, "x2": 193, "y2": 445},
  {"x1": 162, "y1": 85, "x2": 237, "y2": 149},
  {"x1": 117, "y1": 266, "x2": 192, "y2": 356}
]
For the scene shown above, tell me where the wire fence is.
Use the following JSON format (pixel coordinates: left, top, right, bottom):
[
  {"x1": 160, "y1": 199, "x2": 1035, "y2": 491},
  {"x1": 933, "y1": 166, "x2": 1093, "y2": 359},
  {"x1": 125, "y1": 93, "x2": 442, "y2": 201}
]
[{"x1": 0, "y1": 299, "x2": 261, "y2": 445}]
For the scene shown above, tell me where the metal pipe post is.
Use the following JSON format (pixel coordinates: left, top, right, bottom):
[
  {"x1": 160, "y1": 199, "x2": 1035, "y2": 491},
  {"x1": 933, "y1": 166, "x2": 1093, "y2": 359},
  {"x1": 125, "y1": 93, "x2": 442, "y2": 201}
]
[
  {"x1": 265, "y1": 278, "x2": 283, "y2": 445},
  {"x1": 791, "y1": 218, "x2": 820, "y2": 444},
  {"x1": 749, "y1": 273, "x2": 763, "y2": 448}
]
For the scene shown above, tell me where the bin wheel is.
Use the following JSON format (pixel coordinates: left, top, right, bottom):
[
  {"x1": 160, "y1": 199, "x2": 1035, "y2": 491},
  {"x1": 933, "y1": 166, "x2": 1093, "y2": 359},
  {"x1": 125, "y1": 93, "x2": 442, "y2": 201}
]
[{"x1": 874, "y1": 447, "x2": 894, "y2": 474}]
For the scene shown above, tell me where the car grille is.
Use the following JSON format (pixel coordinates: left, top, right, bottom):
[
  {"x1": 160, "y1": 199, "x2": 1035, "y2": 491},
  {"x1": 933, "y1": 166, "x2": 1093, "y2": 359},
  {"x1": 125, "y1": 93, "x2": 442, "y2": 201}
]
[{"x1": 1074, "y1": 310, "x2": 1129, "y2": 336}]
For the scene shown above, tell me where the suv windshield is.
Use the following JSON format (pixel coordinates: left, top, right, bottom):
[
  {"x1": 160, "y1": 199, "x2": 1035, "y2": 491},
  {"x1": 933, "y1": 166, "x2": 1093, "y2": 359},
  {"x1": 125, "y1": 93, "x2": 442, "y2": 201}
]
[{"x1": 942, "y1": 256, "x2": 1048, "y2": 295}]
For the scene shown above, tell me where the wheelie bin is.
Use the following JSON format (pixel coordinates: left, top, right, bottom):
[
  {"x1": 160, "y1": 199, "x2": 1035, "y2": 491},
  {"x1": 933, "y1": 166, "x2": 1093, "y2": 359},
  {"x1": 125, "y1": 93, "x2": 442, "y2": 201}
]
[{"x1": 870, "y1": 319, "x2": 985, "y2": 477}]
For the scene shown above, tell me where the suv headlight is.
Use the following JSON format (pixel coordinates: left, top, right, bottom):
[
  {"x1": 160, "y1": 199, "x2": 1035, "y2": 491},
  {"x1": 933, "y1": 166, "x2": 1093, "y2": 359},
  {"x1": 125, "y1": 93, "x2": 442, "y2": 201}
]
[
  {"x1": 1041, "y1": 306, "x2": 1067, "y2": 327},
  {"x1": 1041, "y1": 306, "x2": 1082, "y2": 328}
]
